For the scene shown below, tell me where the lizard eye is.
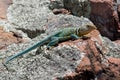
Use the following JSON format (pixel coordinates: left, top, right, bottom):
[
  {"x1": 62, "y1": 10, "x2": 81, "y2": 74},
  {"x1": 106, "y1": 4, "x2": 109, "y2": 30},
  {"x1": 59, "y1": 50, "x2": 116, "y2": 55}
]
[
  {"x1": 86, "y1": 24, "x2": 97, "y2": 29},
  {"x1": 86, "y1": 24, "x2": 91, "y2": 28}
]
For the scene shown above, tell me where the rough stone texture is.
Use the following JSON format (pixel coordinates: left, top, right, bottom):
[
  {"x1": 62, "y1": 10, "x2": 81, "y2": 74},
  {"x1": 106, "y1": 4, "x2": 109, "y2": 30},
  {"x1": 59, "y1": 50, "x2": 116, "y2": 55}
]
[
  {"x1": 49, "y1": 0, "x2": 120, "y2": 41},
  {"x1": 117, "y1": 4, "x2": 120, "y2": 21},
  {"x1": 0, "y1": 0, "x2": 12, "y2": 19},
  {"x1": 49, "y1": 0, "x2": 64, "y2": 10},
  {"x1": 49, "y1": 0, "x2": 91, "y2": 18},
  {"x1": 116, "y1": 2, "x2": 120, "y2": 33},
  {"x1": 63, "y1": 0, "x2": 91, "y2": 18},
  {"x1": 114, "y1": 0, "x2": 120, "y2": 43},
  {"x1": 52, "y1": 8, "x2": 70, "y2": 15},
  {"x1": 0, "y1": 2, "x2": 99, "y2": 79},
  {"x1": 0, "y1": 0, "x2": 29, "y2": 49},
  {"x1": 0, "y1": 0, "x2": 120, "y2": 80},
  {"x1": 0, "y1": 20, "x2": 30, "y2": 49},
  {"x1": 0, "y1": 45, "x2": 84, "y2": 80},
  {"x1": 90, "y1": 0, "x2": 120, "y2": 40},
  {"x1": 7, "y1": 0, "x2": 53, "y2": 30},
  {"x1": 46, "y1": 15, "x2": 94, "y2": 34},
  {"x1": 102, "y1": 37, "x2": 120, "y2": 58},
  {"x1": 56, "y1": 36, "x2": 120, "y2": 80},
  {"x1": 1, "y1": 23, "x2": 120, "y2": 80},
  {"x1": 0, "y1": 26, "x2": 21, "y2": 49}
]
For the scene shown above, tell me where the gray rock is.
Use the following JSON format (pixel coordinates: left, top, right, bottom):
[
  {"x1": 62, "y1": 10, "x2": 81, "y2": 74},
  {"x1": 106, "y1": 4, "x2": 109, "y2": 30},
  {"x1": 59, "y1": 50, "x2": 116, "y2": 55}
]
[
  {"x1": 1, "y1": 45, "x2": 84, "y2": 80},
  {"x1": 1, "y1": 0, "x2": 120, "y2": 80},
  {"x1": 49, "y1": 0, "x2": 91, "y2": 18},
  {"x1": 7, "y1": 0, "x2": 53, "y2": 30},
  {"x1": 0, "y1": 20, "x2": 30, "y2": 39},
  {"x1": 63, "y1": 0, "x2": 91, "y2": 18},
  {"x1": 0, "y1": 20, "x2": 16, "y2": 32},
  {"x1": 49, "y1": 0, "x2": 64, "y2": 10},
  {"x1": 0, "y1": 0, "x2": 94, "y2": 79},
  {"x1": 102, "y1": 37, "x2": 120, "y2": 58},
  {"x1": 5, "y1": 0, "x2": 92, "y2": 38},
  {"x1": 46, "y1": 15, "x2": 94, "y2": 34}
]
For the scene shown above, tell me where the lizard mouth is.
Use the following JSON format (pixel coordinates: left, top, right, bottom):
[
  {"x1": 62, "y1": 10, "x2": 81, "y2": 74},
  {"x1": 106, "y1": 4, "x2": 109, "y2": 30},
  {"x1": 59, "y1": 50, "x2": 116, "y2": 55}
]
[
  {"x1": 93, "y1": 26, "x2": 97, "y2": 29},
  {"x1": 87, "y1": 24, "x2": 97, "y2": 30}
]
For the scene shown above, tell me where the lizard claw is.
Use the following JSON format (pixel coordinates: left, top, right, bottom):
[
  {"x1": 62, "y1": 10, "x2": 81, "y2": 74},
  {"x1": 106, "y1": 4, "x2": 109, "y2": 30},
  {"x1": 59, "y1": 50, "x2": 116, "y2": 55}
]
[
  {"x1": 46, "y1": 46, "x2": 54, "y2": 50},
  {"x1": 46, "y1": 46, "x2": 51, "y2": 50}
]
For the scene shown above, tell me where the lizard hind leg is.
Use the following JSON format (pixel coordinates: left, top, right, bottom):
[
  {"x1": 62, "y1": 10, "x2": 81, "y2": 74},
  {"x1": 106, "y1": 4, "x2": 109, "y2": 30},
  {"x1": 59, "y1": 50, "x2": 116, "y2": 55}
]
[{"x1": 47, "y1": 37, "x2": 59, "y2": 49}]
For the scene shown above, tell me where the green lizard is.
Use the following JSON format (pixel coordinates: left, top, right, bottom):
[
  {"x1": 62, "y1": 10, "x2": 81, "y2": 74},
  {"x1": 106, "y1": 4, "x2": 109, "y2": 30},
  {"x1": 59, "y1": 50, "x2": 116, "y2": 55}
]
[{"x1": 4, "y1": 24, "x2": 96, "y2": 64}]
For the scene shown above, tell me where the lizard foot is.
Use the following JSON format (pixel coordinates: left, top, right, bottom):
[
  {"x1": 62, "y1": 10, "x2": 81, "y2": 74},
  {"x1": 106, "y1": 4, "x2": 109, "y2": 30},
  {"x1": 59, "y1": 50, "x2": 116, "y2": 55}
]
[{"x1": 46, "y1": 46, "x2": 54, "y2": 50}]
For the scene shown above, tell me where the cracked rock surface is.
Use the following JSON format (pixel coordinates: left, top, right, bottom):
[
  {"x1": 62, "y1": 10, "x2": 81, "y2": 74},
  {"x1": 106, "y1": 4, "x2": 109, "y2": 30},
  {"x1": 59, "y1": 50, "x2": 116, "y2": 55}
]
[{"x1": 0, "y1": 0, "x2": 120, "y2": 80}]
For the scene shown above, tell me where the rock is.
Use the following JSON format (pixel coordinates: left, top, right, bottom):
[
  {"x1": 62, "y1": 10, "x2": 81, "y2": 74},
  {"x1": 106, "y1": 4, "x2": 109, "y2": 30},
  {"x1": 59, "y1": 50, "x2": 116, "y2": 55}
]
[
  {"x1": 59, "y1": 30, "x2": 102, "y2": 52},
  {"x1": 0, "y1": 0, "x2": 120, "y2": 80},
  {"x1": 52, "y1": 8, "x2": 70, "y2": 15},
  {"x1": 46, "y1": 15, "x2": 94, "y2": 34},
  {"x1": 102, "y1": 37, "x2": 120, "y2": 58},
  {"x1": 0, "y1": 9, "x2": 99, "y2": 80},
  {"x1": 117, "y1": 4, "x2": 120, "y2": 20},
  {"x1": 0, "y1": 20, "x2": 30, "y2": 49},
  {"x1": 0, "y1": 0, "x2": 12, "y2": 20},
  {"x1": 0, "y1": 25, "x2": 21, "y2": 50},
  {"x1": 49, "y1": 0, "x2": 120, "y2": 40},
  {"x1": 63, "y1": 0, "x2": 91, "y2": 18},
  {"x1": 49, "y1": 0, "x2": 64, "y2": 10},
  {"x1": 0, "y1": 1, "x2": 98, "y2": 77},
  {"x1": 7, "y1": 0, "x2": 53, "y2": 30},
  {"x1": 50, "y1": 0, "x2": 91, "y2": 18},
  {"x1": 0, "y1": 45, "x2": 85, "y2": 80},
  {"x1": 90, "y1": 0, "x2": 120, "y2": 40},
  {"x1": 116, "y1": 4, "x2": 120, "y2": 33},
  {"x1": 114, "y1": 39, "x2": 120, "y2": 44},
  {"x1": 56, "y1": 37, "x2": 120, "y2": 80}
]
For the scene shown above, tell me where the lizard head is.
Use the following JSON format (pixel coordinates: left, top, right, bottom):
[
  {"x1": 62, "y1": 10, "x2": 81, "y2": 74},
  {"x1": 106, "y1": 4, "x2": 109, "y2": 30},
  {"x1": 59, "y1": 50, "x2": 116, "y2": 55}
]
[
  {"x1": 77, "y1": 24, "x2": 97, "y2": 36},
  {"x1": 86, "y1": 24, "x2": 97, "y2": 31}
]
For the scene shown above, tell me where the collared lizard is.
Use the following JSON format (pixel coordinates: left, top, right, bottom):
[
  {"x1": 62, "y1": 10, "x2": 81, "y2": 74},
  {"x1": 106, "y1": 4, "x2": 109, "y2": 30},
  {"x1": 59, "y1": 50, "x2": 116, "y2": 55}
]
[{"x1": 4, "y1": 24, "x2": 96, "y2": 64}]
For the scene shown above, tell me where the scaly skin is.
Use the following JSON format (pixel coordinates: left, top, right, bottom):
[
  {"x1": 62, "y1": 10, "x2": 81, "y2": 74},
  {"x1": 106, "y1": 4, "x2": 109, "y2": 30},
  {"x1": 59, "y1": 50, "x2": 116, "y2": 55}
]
[{"x1": 4, "y1": 24, "x2": 96, "y2": 64}]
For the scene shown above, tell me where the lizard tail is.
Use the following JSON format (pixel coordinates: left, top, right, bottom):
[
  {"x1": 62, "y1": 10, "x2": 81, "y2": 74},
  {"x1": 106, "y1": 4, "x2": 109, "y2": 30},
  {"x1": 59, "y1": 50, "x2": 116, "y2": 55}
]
[{"x1": 4, "y1": 38, "x2": 49, "y2": 64}]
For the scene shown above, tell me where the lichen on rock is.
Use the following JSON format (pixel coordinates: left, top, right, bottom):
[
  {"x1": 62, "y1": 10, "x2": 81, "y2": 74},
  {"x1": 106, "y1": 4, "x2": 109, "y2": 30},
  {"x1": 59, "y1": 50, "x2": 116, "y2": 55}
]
[{"x1": 0, "y1": 0, "x2": 120, "y2": 80}]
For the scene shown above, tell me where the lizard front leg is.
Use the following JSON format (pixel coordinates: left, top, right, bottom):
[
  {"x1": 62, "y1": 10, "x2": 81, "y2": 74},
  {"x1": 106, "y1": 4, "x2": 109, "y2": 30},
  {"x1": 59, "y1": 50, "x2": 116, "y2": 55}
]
[
  {"x1": 70, "y1": 34, "x2": 79, "y2": 39},
  {"x1": 71, "y1": 34, "x2": 90, "y2": 40},
  {"x1": 47, "y1": 36, "x2": 71, "y2": 48}
]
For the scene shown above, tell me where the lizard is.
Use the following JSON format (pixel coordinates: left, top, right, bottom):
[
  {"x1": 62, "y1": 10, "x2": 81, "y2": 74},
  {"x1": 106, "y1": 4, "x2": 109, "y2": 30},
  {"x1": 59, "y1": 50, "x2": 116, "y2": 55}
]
[{"x1": 4, "y1": 24, "x2": 97, "y2": 64}]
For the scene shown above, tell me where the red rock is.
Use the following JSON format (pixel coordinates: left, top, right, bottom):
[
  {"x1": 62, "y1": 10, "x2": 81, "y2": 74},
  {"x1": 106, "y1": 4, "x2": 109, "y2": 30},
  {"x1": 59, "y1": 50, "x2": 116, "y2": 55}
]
[
  {"x1": 90, "y1": 0, "x2": 120, "y2": 40},
  {"x1": 60, "y1": 30, "x2": 102, "y2": 52},
  {"x1": 114, "y1": 39, "x2": 120, "y2": 44},
  {"x1": 57, "y1": 30, "x2": 120, "y2": 80},
  {"x1": 108, "y1": 57, "x2": 120, "y2": 65},
  {"x1": 117, "y1": 4, "x2": 120, "y2": 34},
  {"x1": 117, "y1": 4, "x2": 120, "y2": 21},
  {"x1": 52, "y1": 8, "x2": 70, "y2": 15},
  {"x1": 90, "y1": 0, "x2": 114, "y2": 19},
  {"x1": 0, "y1": 26, "x2": 22, "y2": 50},
  {"x1": 0, "y1": 0, "x2": 12, "y2": 20}
]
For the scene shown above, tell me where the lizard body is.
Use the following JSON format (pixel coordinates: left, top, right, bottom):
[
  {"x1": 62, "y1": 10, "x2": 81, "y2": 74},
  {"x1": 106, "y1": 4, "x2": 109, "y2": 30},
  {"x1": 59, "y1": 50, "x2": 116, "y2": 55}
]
[{"x1": 4, "y1": 24, "x2": 96, "y2": 64}]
